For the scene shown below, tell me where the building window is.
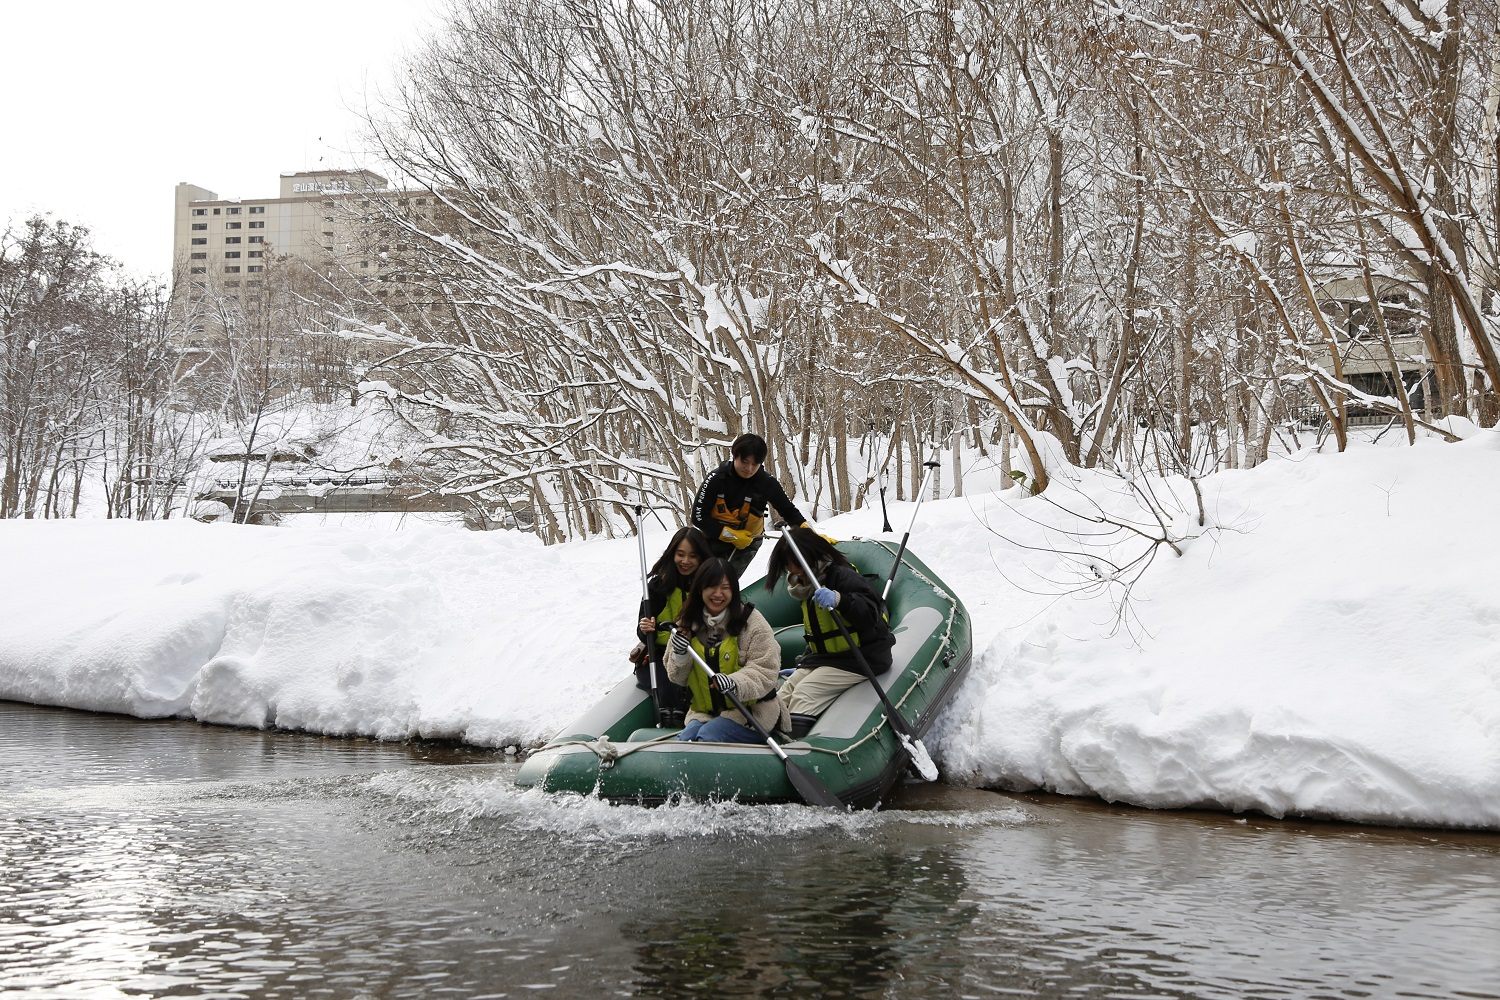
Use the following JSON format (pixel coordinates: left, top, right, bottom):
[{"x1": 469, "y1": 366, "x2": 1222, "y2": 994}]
[
  {"x1": 415, "y1": 198, "x2": 427, "y2": 205},
  {"x1": 226, "y1": 222, "x2": 242, "y2": 230},
  {"x1": 248, "y1": 235, "x2": 264, "y2": 243},
  {"x1": 248, "y1": 265, "x2": 264, "y2": 273},
  {"x1": 248, "y1": 221, "x2": 264, "y2": 229},
  {"x1": 225, "y1": 236, "x2": 241, "y2": 244},
  {"x1": 248, "y1": 250, "x2": 264, "y2": 258},
  {"x1": 189, "y1": 267, "x2": 206, "y2": 274},
  {"x1": 225, "y1": 251, "x2": 241, "y2": 259},
  {"x1": 224, "y1": 266, "x2": 241, "y2": 273},
  {"x1": 249, "y1": 206, "x2": 265, "y2": 214},
  {"x1": 191, "y1": 237, "x2": 207, "y2": 246},
  {"x1": 226, "y1": 207, "x2": 241, "y2": 215},
  {"x1": 359, "y1": 261, "x2": 369, "y2": 268},
  {"x1": 226, "y1": 280, "x2": 241, "y2": 288},
  {"x1": 213, "y1": 208, "x2": 221, "y2": 215},
  {"x1": 192, "y1": 208, "x2": 207, "y2": 216},
  {"x1": 190, "y1": 252, "x2": 207, "y2": 260},
  {"x1": 191, "y1": 223, "x2": 207, "y2": 231}
]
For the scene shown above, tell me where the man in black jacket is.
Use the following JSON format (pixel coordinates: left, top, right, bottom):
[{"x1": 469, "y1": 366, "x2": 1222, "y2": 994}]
[{"x1": 691, "y1": 433, "x2": 809, "y2": 578}]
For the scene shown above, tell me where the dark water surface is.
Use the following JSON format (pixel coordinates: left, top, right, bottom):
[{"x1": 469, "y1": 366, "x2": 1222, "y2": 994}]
[{"x1": 2, "y1": 701, "x2": 1497, "y2": 999}]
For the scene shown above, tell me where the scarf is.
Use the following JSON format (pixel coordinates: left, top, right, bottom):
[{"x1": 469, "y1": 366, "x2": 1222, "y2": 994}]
[{"x1": 697, "y1": 607, "x2": 731, "y2": 646}]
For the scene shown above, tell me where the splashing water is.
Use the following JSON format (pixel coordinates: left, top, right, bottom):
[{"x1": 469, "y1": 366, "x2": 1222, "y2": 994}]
[{"x1": 362, "y1": 768, "x2": 1026, "y2": 842}]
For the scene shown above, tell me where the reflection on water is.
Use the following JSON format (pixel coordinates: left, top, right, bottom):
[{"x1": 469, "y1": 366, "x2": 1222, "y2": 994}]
[
  {"x1": 623, "y1": 844, "x2": 976, "y2": 997},
  {"x1": 2, "y1": 701, "x2": 1498, "y2": 999}
]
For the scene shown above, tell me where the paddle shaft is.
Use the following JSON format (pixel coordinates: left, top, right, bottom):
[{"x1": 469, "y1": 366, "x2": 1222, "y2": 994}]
[
  {"x1": 673, "y1": 632, "x2": 844, "y2": 808},
  {"x1": 881, "y1": 460, "x2": 941, "y2": 602},
  {"x1": 779, "y1": 529, "x2": 924, "y2": 746},
  {"x1": 634, "y1": 506, "x2": 665, "y2": 726},
  {"x1": 675, "y1": 641, "x2": 791, "y2": 758},
  {"x1": 878, "y1": 465, "x2": 893, "y2": 534}
]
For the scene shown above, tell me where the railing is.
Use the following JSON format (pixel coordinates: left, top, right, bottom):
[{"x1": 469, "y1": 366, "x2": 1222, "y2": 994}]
[
  {"x1": 1292, "y1": 405, "x2": 1428, "y2": 430},
  {"x1": 196, "y1": 471, "x2": 402, "y2": 491}
]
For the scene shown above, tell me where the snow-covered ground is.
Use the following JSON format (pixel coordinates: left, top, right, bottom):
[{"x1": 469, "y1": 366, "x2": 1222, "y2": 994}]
[{"x1": 2, "y1": 433, "x2": 1497, "y2": 830}]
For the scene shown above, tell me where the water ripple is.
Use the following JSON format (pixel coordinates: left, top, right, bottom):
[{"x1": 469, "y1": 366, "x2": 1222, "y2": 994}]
[{"x1": 3, "y1": 702, "x2": 1498, "y2": 1000}]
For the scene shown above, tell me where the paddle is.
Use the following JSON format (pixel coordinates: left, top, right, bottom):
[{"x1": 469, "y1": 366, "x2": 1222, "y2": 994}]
[
  {"x1": 672, "y1": 628, "x2": 845, "y2": 809},
  {"x1": 878, "y1": 478, "x2": 893, "y2": 533},
  {"x1": 881, "y1": 460, "x2": 941, "y2": 602},
  {"x1": 634, "y1": 505, "x2": 667, "y2": 726},
  {"x1": 779, "y1": 527, "x2": 939, "y2": 782}
]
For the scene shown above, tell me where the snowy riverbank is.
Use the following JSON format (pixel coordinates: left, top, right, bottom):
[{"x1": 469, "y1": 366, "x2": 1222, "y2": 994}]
[{"x1": 2, "y1": 433, "x2": 1497, "y2": 829}]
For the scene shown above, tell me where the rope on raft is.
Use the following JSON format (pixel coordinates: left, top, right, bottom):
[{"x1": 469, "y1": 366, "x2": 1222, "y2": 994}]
[{"x1": 548, "y1": 731, "x2": 682, "y2": 768}]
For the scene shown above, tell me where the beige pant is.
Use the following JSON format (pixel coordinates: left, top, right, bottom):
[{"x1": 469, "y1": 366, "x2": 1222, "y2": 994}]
[{"x1": 780, "y1": 666, "x2": 867, "y2": 716}]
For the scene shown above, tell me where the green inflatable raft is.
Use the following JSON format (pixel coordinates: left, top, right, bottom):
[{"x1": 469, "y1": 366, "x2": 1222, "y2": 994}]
[{"x1": 514, "y1": 539, "x2": 972, "y2": 809}]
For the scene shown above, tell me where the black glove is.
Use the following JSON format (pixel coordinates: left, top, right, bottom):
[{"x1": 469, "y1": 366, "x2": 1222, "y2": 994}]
[
  {"x1": 669, "y1": 629, "x2": 692, "y2": 655},
  {"x1": 710, "y1": 673, "x2": 736, "y2": 694}
]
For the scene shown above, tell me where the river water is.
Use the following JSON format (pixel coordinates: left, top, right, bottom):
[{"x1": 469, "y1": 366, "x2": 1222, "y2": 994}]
[{"x1": 2, "y1": 701, "x2": 1497, "y2": 999}]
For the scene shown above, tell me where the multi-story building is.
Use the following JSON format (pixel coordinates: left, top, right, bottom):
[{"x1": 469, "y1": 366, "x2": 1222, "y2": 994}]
[
  {"x1": 172, "y1": 169, "x2": 385, "y2": 288},
  {"x1": 171, "y1": 169, "x2": 446, "y2": 344}
]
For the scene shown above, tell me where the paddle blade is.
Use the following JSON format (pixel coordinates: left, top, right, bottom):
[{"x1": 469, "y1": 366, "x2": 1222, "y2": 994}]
[
  {"x1": 900, "y1": 733, "x2": 940, "y2": 782},
  {"x1": 784, "y1": 759, "x2": 846, "y2": 809}
]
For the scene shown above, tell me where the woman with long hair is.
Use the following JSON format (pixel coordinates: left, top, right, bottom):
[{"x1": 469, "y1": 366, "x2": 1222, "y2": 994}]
[
  {"x1": 632, "y1": 526, "x2": 715, "y2": 723},
  {"x1": 763, "y1": 527, "x2": 894, "y2": 718},
  {"x1": 663, "y1": 558, "x2": 790, "y2": 743}
]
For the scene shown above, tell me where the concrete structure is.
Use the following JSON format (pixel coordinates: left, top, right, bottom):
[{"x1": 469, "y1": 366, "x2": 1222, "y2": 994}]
[{"x1": 1312, "y1": 270, "x2": 1433, "y2": 422}]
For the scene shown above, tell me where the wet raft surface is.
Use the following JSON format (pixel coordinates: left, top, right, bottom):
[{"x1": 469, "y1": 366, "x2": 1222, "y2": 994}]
[{"x1": 4, "y1": 701, "x2": 1499, "y2": 999}]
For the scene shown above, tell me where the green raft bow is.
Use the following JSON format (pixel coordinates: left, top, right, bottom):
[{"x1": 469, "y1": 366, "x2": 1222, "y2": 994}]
[{"x1": 514, "y1": 539, "x2": 973, "y2": 809}]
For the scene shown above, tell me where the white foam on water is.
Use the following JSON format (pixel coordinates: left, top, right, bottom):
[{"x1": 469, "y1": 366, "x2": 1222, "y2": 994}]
[
  {"x1": 890, "y1": 807, "x2": 1033, "y2": 828},
  {"x1": 363, "y1": 770, "x2": 1031, "y2": 840}
]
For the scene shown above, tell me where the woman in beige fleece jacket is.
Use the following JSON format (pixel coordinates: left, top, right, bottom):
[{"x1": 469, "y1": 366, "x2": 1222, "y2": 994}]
[{"x1": 664, "y1": 558, "x2": 791, "y2": 743}]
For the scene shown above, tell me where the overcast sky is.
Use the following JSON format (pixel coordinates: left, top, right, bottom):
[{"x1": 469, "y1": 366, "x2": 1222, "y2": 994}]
[{"x1": 0, "y1": 1, "x2": 444, "y2": 280}]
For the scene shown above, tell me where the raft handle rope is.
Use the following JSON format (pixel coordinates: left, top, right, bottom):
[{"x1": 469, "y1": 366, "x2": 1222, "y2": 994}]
[{"x1": 548, "y1": 730, "x2": 684, "y2": 767}]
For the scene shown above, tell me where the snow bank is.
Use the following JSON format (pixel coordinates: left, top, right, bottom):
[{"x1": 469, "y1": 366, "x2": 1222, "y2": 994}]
[
  {"x1": 0, "y1": 520, "x2": 633, "y2": 746},
  {"x1": 936, "y1": 432, "x2": 1500, "y2": 830},
  {"x1": 1, "y1": 432, "x2": 1497, "y2": 829}
]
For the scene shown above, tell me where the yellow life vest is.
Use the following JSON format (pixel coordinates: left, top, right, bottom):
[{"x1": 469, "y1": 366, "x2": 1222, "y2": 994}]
[
  {"x1": 802, "y1": 602, "x2": 861, "y2": 655},
  {"x1": 801, "y1": 575, "x2": 888, "y2": 656},
  {"x1": 652, "y1": 586, "x2": 686, "y2": 649},
  {"x1": 684, "y1": 633, "x2": 742, "y2": 716}
]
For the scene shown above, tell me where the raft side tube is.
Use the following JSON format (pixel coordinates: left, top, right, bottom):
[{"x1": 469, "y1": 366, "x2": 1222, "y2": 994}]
[{"x1": 808, "y1": 604, "x2": 944, "y2": 740}]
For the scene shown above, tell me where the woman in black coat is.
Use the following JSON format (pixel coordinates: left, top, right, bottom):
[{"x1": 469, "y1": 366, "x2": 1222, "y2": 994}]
[
  {"x1": 763, "y1": 527, "x2": 894, "y2": 717},
  {"x1": 631, "y1": 526, "x2": 714, "y2": 723}
]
